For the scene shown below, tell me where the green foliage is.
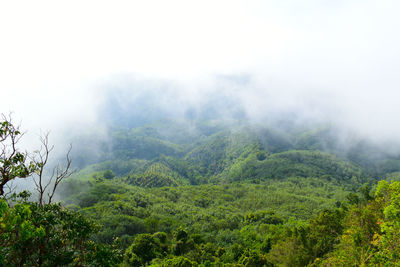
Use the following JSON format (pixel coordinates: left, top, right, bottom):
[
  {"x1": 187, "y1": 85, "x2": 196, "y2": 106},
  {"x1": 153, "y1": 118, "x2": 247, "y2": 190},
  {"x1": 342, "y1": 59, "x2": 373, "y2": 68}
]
[
  {"x1": 222, "y1": 150, "x2": 363, "y2": 185},
  {"x1": 103, "y1": 169, "x2": 115, "y2": 179},
  {"x1": 238, "y1": 249, "x2": 272, "y2": 266},
  {"x1": 244, "y1": 210, "x2": 283, "y2": 225},
  {"x1": 111, "y1": 131, "x2": 184, "y2": 160},
  {"x1": 59, "y1": 176, "x2": 352, "y2": 265},
  {"x1": 371, "y1": 181, "x2": 400, "y2": 264},
  {"x1": 125, "y1": 162, "x2": 186, "y2": 188},
  {"x1": 0, "y1": 198, "x2": 122, "y2": 266},
  {"x1": 51, "y1": 120, "x2": 400, "y2": 265},
  {"x1": 123, "y1": 232, "x2": 168, "y2": 266},
  {"x1": 310, "y1": 180, "x2": 400, "y2": 266},
  {"x1": 150, "y1": 256, "x2": 197, "y2": 267},
  {"x1": 0, "y1": 118, "x2": 38, "y2": 195},
  {"x1": 69, "y1": 120, "x2": 378, "y2": 190}
]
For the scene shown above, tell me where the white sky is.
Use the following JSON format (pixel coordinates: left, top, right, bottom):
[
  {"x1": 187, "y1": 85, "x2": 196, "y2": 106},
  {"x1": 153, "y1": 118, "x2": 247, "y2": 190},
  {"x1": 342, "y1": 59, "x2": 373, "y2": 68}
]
[{"x1": 1, "y1": 0, "x2": 400, "y2": 142}]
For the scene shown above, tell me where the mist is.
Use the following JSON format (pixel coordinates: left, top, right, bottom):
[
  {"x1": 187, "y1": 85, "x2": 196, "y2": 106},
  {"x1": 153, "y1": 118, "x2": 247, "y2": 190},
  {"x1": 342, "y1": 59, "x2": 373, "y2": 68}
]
[{"x1": 2, "y1": 0, "x2": 400, "y2": 155}]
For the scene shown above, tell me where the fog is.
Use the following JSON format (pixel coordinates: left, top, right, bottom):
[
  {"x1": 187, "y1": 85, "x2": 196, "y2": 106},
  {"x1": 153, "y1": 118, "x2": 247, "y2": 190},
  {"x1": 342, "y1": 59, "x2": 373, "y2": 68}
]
[{"x1": 2, "y1": 0, "x2": 400, "y2": 151}]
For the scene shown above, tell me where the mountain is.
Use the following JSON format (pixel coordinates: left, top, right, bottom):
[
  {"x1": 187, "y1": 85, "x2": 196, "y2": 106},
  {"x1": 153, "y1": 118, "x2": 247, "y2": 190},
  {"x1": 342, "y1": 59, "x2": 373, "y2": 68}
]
[
  {"x1": 56, "y1": 118, "x2": 400, "y2": 266},
  {"x1": 68, "y1": 119, "x2": 400, "y2": 188}
]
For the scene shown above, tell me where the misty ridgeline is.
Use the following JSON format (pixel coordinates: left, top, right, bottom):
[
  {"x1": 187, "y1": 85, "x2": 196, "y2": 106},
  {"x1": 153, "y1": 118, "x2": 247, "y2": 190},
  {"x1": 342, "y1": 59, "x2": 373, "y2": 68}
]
[{"x1": 3, "y1": 94, "x2": 400, "y2": 266}]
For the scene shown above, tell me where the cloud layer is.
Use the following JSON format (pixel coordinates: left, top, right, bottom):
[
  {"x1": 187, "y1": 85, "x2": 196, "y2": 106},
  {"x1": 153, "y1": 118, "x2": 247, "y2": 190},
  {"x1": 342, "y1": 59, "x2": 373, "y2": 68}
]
[{"x1": 1, "y1": 1, "x2": 400, "y2": 146}]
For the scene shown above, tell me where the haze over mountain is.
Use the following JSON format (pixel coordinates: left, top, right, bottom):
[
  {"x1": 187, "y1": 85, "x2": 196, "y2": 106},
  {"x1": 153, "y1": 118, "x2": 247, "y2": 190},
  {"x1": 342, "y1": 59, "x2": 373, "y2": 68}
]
[
  {"x1": 2, "y1": 0, "x2": 400, "y2": 150},
  {"x1": 3, "y1": 2, "x2": 400, "y2": 266}
]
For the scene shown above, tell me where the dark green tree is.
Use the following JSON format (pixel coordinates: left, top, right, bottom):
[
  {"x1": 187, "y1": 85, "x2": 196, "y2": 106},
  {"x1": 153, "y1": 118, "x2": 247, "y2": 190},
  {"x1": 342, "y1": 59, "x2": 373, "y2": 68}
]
[
  {"x1": 0, "y1": 193, "x2": 122, "y2": 266},
  {"x1": 0, "y1": 114, "x2": 37, "y2": 196},
  {"x1": 103, "y1": 169, "x2": 116, "y2": 179},
  {"x1": 123, "y1": 233, "x2": 165, "y2": 266}
]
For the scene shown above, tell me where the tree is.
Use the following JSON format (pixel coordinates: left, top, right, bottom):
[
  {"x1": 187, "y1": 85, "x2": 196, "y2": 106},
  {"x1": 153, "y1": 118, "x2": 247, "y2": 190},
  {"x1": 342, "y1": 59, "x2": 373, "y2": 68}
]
[
  {"x1": 103, "y1": 169, "x2": 115, "y2": 179},
  {"x1": 32, "y1": 132, "x2": 73, "y2": 206},
  {"x1": 151, "y1": 256, "x2": 197, "y2": 267},
  {"x1": 372, "y1": 180, "x2": 400, "y2": 264},
  {"x1": 0, "y1": 193, "x2": 122, "y2": 266},
  {"x1": 0, "y1": 114, "x2": 37, "y2": 196},
  {"x1": 0, "y1": 115, "x2": 122, "y2": 265},
  {"x1": 0, "y1": 114, "x2": 73, "y2": 204},
  {"x1": 123, "y1": 233, "x2": 165, "y2": 266}
]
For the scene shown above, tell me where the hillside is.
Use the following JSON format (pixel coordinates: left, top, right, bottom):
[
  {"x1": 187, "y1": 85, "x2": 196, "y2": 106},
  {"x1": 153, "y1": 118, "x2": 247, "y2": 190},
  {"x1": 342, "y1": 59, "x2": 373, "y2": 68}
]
[
  {"x1": 53, "y1": 119, "x2": 400, "y2": 266},
  {"x1": 3, "y1": 115, "x2": 400, "y2": 266},
  {"x1": 69, "y1": 119, "x2": 394, "y2": 187}
]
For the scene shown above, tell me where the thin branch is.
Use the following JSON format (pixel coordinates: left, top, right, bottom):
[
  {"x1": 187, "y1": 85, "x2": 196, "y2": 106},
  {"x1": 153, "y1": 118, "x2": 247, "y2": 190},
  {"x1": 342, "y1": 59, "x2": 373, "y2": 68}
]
[
  {"x1": 47, "y1": 144, "x2": 73, "y2": 204},
  {"x1": 3, "y1": 182, "x2": 16, "y2": 199},
  {"x1": 33, "y1": 132, "x2": 54, "y2": 206},
  {"x1": 32, "y1": 132, "x2": 73, "y2": 205}
]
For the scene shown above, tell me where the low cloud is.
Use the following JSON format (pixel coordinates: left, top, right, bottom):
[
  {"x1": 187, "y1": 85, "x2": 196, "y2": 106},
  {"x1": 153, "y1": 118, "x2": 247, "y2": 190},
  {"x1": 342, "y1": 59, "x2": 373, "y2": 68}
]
[{"x1": 1, "y1": 1, "x2": 400, "y2": 151}]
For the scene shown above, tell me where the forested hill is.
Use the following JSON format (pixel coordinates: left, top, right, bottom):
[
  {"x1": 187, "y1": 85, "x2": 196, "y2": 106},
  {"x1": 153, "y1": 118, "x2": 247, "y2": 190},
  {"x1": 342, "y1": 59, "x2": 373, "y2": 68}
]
[
  {"x1": 70, "y1": 119, "x2": 400, "y2": 187},
  {"x1": 48, "y1": 119, "x2": 400, "y2": 266},
  {"x1": 3, "y1": 116, "x2": 400, "y2": 266}
]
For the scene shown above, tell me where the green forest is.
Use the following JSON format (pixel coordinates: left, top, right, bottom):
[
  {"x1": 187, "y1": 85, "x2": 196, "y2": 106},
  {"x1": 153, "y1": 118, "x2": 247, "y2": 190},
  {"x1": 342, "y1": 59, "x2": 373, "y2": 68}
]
[{"x1": 2, "y1": 117, "x2": 400, "y2": 266}]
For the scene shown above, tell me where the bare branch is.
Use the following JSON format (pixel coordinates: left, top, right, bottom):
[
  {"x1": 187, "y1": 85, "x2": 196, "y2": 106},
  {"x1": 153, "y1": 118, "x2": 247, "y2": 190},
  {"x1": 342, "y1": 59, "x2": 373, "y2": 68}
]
[
  {"x1": 3, "y1": 182, "x2": 16, "y2": 199},
  {"x1": 32, "y1": 133, "x2": 73, "y2": 205},
  {"x1": 47, "y1": 144, "x2": 74, "y2": 204},
  {"x1": 1, "y1": 114, "x2": 73, "y2": 203}
]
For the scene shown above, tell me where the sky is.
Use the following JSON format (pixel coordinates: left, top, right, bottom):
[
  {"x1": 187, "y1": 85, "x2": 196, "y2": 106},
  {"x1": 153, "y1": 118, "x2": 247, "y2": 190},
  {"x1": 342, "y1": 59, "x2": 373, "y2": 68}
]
[{"x1": 1, "y1": 0, "x2": 400, "y2": 145}]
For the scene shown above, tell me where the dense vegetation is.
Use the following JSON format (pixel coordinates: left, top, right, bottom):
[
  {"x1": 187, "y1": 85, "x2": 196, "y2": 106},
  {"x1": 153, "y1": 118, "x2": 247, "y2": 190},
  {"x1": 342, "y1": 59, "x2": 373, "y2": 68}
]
[
  {"x1": 0, "y1": 116, "x2": 121, "y2": 266},
  {"x1": 2, "y1": 118, "x2": 400, "y2": 266}
]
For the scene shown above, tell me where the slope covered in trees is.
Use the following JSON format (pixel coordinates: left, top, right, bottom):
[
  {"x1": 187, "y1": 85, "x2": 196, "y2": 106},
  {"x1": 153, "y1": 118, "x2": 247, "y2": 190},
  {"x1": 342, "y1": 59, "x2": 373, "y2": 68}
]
[
  {"x1": 3, "y1": 117, "x2": 400, "y2": 266},
  {"x1": 53, "y1": 119, "x2": 400, "y2": 266},
  {"x1": 69, "y1": 119, "x2": 392, "y2": 189}
]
